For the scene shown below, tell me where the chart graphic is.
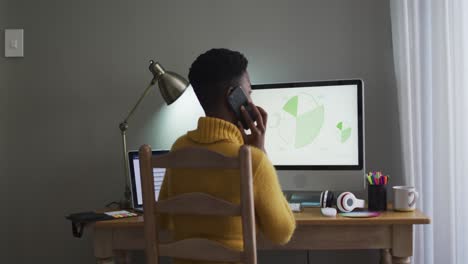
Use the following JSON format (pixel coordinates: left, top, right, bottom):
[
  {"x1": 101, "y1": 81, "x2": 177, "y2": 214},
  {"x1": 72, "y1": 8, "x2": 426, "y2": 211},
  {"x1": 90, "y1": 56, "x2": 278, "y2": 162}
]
[
  {"x1": 281, "y1": 94, "x2": 324, "y2": 148},
  {"x1": 336, "y1": 121, "x2": 352, "y2": 143},
  {"x1": 251, "y1": 84, "x2": 359, "y2": 166}
]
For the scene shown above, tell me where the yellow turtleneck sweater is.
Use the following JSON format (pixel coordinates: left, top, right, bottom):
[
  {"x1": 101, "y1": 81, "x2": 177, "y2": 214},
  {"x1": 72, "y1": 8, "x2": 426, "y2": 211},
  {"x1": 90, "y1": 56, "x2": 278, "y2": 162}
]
[{"x1": 158, "y1": 117, "x2": 296, "y2": 262}]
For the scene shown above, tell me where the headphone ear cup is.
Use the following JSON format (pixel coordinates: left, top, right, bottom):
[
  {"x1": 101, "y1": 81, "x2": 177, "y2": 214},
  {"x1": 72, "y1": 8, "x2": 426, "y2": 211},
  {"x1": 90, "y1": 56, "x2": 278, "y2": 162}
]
[
  {"x1": 336, "y1": 192, "x2": 345, "y2": 212},
  {"x1": 344, "y1": 194, "x2": 355, "y2": 212},
  {"x1": 320, "y1": 190, "x2": 332, "y2": 208},
  {"x1": 320, "y1": 191, "x2": 325, "y2": 208},
  {"x1": 337, "y1": 192, "x2": 365, "y2": 212},
  {"x1": 326, "y1": 191, "x2": 334, "y2": 207},
  {"x1": 337, "y1": 192, "x2": 352, "y2": 212}
]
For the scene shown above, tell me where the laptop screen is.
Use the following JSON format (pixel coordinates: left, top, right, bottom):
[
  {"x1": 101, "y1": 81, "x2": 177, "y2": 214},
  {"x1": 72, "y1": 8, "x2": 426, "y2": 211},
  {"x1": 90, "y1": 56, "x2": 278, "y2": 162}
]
[{"x1": 128, "y1": 150, "x2": 169, "y2": 208}]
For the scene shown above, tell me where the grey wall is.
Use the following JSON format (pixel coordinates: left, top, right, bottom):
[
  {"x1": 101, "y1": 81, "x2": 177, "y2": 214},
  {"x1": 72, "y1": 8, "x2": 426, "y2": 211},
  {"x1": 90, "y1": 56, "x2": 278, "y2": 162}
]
[
  {"x1": 1, "y1": 0, "x2": 398, "y2": 263},
  {"x1": 1, "y1": 0, "x2": 10, "y2": 259}
]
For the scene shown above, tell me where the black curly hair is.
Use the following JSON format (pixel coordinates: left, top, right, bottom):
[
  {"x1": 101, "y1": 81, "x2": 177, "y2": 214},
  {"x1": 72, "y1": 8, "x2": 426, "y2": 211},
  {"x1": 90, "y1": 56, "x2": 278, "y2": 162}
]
[{"x1": 188, "y1": 48, "x2": 248, "y2": 112}]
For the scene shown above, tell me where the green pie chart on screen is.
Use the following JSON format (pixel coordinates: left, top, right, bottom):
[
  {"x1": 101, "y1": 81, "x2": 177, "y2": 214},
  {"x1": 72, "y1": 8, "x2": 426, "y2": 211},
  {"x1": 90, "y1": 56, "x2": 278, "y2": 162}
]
[
  {"x1": 336, "y1": 121, "x2": 352, "y2": 143},
  {"x1": 283, "y1": 95, "x2": 299, "y2": 117},
  {"x1": 282, "y1": 95, "x2": 324, "y2": 148},
  {"x1": 341, "y1": 127, "x2": 352, "y2": 143}
]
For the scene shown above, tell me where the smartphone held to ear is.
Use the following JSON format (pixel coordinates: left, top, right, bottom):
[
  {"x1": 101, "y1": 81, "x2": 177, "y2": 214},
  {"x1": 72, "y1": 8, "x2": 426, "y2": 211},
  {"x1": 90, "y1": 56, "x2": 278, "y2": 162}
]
[{"x1": 227, "y1": 86, "x2": 257, "y2": 128}]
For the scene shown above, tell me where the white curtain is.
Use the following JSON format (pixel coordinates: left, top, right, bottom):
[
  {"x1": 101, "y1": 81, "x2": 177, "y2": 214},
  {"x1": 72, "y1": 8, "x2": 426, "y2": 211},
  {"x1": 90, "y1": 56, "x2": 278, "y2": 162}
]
[{"x1": 390, "y1": 0, "x2": 468, "y2": 264}]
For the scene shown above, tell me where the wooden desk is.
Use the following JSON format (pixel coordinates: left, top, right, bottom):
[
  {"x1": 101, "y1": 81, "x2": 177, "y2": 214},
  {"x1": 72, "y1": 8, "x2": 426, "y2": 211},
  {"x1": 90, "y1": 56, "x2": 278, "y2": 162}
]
[{"x1": 92, "y1": 208, "x2": 429, "y2": 264}]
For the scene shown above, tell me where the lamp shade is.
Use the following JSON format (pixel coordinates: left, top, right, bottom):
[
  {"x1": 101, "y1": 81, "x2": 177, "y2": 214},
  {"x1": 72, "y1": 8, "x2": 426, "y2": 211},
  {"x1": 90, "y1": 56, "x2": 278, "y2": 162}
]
[{"x1": 149, "y1": 61, "x2": 189, "y2": 105}]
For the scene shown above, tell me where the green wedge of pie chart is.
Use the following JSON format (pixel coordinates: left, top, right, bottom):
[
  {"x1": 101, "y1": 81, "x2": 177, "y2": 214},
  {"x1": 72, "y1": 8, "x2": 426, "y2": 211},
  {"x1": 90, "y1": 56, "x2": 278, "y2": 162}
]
[
  {"x1": 341, "y1": 127, "x2": 351, "y2": 143},
  {"x1": 283, "y1": 95, "x2": 299, "y2": 117},
  {"x1": 336, "y1": 121, "x2": 352, "y2": 143},
  {"x1": 283, "y1": 95, "x2": 324, "y2": 148}
]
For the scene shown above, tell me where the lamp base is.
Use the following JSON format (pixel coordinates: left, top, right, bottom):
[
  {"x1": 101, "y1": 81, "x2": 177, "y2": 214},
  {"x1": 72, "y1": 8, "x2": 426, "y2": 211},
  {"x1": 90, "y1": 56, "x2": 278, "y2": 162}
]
[
  {"x1": 118, "y1": 198, "x2": 132, "y2": 210},
  {"x1": 118, "y1": 185, "x2": 133, "y2": 209}
]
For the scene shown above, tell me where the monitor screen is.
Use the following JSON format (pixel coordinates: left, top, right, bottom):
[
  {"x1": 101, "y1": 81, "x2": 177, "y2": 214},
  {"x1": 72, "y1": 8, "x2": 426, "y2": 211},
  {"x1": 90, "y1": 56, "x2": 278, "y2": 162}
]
[
  {"x1": 252, "y1": 79, "x2": 362, "y2": 167},
  {"x1": 251, "y1": 80, "x2": 363, "y2": 170}
]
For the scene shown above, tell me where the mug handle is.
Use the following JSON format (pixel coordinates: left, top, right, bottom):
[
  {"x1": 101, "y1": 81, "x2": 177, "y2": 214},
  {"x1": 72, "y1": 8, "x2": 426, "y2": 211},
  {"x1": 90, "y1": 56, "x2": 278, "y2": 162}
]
[{"x1": 408, "y1": 191, "x2": 419, "y2": 207}]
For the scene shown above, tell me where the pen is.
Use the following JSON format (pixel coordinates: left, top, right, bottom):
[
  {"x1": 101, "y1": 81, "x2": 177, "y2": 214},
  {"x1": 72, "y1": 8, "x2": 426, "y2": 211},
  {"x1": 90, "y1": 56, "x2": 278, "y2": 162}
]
[{"x1": 367, "y1": 171, "x2": 390, "y2": 185}]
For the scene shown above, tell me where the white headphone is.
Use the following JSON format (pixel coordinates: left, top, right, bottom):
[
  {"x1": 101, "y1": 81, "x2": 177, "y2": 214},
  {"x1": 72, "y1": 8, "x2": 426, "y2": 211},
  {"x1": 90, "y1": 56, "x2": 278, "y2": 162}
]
[
  {"x1": 319, "y1": 190, "x2": 337, "y2": 217},
  {"x1": 336, "y1": 192, "x2": 365, "y2": 213}
]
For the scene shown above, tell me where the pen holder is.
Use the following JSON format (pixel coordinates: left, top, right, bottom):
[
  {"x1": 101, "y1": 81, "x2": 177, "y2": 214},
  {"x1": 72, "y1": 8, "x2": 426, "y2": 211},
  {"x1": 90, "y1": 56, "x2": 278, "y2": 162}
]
[{"x1": 368, "y1": 185, "x2": 387, "y2": 211}]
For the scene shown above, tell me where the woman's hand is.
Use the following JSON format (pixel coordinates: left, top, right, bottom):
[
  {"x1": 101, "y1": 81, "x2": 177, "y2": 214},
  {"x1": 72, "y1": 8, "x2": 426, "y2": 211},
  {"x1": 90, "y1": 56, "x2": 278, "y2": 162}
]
[{"x1": 237, "y1": 102, "x2": 268, "y2": 152}]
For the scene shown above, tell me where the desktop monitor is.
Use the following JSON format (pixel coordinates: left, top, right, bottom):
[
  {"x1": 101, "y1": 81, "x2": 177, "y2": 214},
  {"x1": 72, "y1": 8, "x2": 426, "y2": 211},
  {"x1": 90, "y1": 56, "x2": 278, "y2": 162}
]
[{"x1": 251, "y1": 79, "x2": 364, "y2": 192}]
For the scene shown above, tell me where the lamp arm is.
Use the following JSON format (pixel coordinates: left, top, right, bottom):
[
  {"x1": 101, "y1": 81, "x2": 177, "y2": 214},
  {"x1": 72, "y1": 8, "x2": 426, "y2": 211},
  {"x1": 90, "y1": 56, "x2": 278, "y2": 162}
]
[
  {"x1": 121, "y1": 79, "x2": 158, "y2": 125},
  {"x1": 118, "y1": 78, "x2": 158, "y2": 208}
]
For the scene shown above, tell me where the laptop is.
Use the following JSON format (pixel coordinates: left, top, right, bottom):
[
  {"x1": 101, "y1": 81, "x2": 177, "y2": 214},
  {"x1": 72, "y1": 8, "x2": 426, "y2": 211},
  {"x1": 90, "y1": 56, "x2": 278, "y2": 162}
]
[{"x1": 128, "y1": 150, "x2": 169, "y2": 212}]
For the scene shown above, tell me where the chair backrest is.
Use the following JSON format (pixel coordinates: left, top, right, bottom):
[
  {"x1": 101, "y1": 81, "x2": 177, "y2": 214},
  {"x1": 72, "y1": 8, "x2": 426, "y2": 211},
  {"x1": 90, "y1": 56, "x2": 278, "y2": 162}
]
[{"x1": 139, "y1": 144, "x2": 256, "y2": 264}]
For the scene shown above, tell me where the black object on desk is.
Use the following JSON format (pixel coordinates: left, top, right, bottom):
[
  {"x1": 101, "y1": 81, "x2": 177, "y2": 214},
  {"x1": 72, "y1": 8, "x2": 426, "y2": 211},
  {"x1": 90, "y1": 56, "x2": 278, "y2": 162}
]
[
  {"x1": 368, "y1": 185, "x2": 387, "y2": 211},
  {"x1": 66, "y1": 211, "x2": 113, "y2": 238}
]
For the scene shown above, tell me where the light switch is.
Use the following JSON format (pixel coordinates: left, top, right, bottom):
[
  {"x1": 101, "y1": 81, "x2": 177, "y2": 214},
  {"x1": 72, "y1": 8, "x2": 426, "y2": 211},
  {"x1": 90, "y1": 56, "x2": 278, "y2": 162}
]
[{"x1": 5, "y1": 29, "x2": 24, "y2": 57}]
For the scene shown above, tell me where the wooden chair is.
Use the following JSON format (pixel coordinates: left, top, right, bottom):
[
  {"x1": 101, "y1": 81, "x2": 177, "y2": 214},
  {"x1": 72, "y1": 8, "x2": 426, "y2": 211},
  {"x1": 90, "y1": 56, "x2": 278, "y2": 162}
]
[{"x1": 139, "y1": 144, "x2": 257, "y2": 264}]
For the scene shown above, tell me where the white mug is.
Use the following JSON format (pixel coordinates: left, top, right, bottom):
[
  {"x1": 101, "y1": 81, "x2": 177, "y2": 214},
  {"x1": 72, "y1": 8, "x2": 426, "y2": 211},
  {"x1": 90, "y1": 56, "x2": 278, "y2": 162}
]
[{"x1": 393, "y1": 186, "x2": 419, "y2": 211}]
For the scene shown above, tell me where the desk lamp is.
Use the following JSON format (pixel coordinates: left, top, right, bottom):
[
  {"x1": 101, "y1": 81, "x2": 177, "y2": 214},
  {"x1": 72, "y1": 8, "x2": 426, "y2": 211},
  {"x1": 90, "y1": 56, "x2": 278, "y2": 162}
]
[{"x1": 118, "y1": 60, "x2": 189, "y2": 208}]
